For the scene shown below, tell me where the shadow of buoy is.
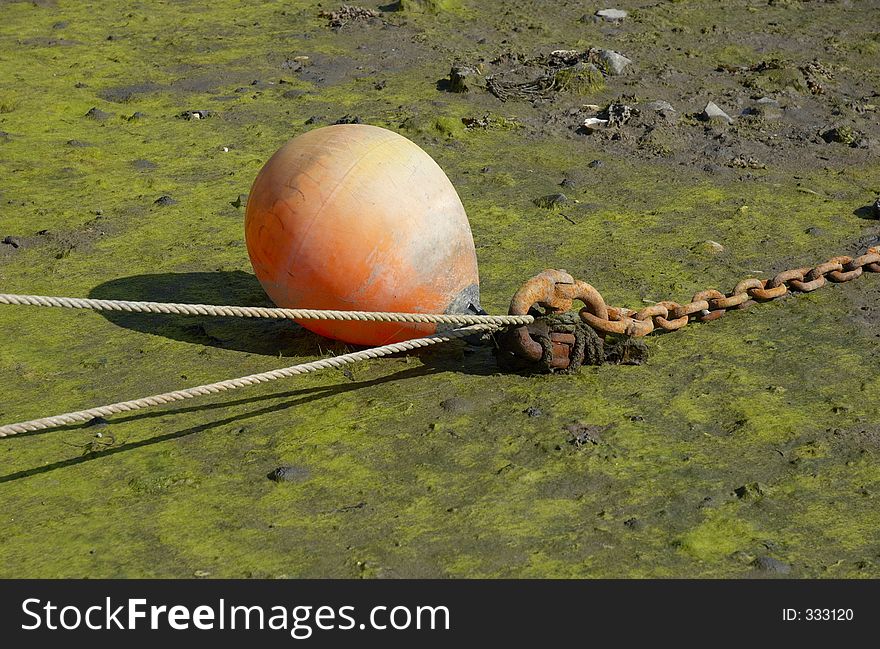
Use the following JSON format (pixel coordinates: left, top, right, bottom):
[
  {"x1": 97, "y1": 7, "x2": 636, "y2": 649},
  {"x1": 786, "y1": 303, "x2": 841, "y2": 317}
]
[{"x1": 88, "y1": 271, "x2": 337, "y2": 357}]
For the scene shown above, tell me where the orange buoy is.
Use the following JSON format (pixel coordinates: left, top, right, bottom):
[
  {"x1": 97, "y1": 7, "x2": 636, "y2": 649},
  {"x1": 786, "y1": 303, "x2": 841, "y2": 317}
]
[{"x1": 245, "y1": 124, "x2": 482, "y2": 346}]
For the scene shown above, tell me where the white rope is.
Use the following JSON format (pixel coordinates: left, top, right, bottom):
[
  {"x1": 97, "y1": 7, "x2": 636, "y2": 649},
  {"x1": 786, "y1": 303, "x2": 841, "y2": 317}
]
[
  {"x1": 0, "y1": 324, "x2": 497, "y2": 437},
  {"x1": 0, "y1": 293, "x2": 534, "y2": 326}
]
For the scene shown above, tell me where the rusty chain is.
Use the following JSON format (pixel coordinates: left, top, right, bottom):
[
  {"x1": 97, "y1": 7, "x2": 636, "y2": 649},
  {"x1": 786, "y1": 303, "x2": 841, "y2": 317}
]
[{"x1": 503, "y1": 246, "x2": 880, "y2": 371}]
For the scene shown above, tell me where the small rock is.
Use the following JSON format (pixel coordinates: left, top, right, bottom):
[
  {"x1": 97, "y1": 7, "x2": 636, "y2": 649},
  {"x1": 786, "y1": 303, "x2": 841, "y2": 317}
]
[
  {"x1": 230, "y1": 194, "x2": 248, "y2": 208},
  {"x1": 84, "y1": 107, "x2": 111, "y2": 121},
  {"x1": 66, "y1": 139, "x2": 90, "y2": 147},
  {"x1": 748, "y1": 97, "x2": 783, "y2": 120},
  {"x1": 596, "y1": 8, "x2": 628, "y2": 20},
  {"x1": 179, "y1": 110, "x2": 211, "y2": 120},
  {"x1": 644, "y1": 100, "x2": 675, "y2": 112},
  {"x1": 598, "y1": 49, "x2": 632, "y2": 75},
  {"x1": 534, "y1": 193, "x2": 568, "y2": 209},
  {"x1": 753, "y1": 556, "x2": 791, "y2": 574},
  {"x1": 318, "y1": 5, "x2": 378, "y2": 28},
  {"x1": 334, "y1": 114, "x2": 361, "y2": 124},
  {"x1": 805, "y1": 226, "x2": 824, "y2": 236},
  {"x1": 447, "y1": 64, "x2": 477, "y2": 93},
  {"x1": 267, "y1": 465, "x2": 310, "y2": 483},
  {"x1": 602, "y1": 103, "x2": 634, "y2": 126},
  {"x1": 821, "y1": 126, "x2": 858, "y2": 145},
  {"x1": 734, "y1": 482, "x2": 767, "y2": 500},
  {"x1": 588, "y1": 159, "x2": 604, "y2": 168},
  {"x1": 85, "y1": 416, "x2": 109, "y2": 428},
  {"x1": 693, "y1": 240, "x2": 725, "y2": 254},
  {"x1": 524, "y1": 406, "x2": 543, "y2": 418},
  {"x1": 440, "y1": 397, "x2": 472, "y2": 413},
  {"x1": 559, "y1": 178, "x2": 577, "y2": 188},
  {"x1": 193, "y1": 570, "x2": 211, "y2": 578},
  {"x1": 729, "y1": 155, "x2": 765, "y2": 169},
  {"x1": 565, "y1": 422, "x2": 610, "y2": 447},
  {"x1": 282, "y1": 89, "x2": 304, "y2": 99},
  {"x1": 582, "y1": 117, "x2": 609, "y2": 132},
  {"x1": 2, "y1": 236, "x2": 22, "y2": 249},
  {"x1": 623, "y1": 517, "x2": 644, "y2": 530},
  {"x1": 153, "y1": 195, "x2": 176, "y2": 206},
  {"x1": 702, "y1": 101, "x2": 732, "y2": 124}
]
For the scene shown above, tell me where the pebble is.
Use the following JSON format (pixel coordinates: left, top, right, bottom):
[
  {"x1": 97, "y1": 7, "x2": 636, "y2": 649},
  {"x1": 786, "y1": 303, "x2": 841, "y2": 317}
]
[
  {"x1": 582, "y1": 117, "x2": 609, "y2": 132},
  {"x1": 440, "y1": 396, "x2": 472, "y2": 413},
  {"x1": 749, "y1": 97, "x2": 783, "y2": 120},
  {"x1": 230, "y1": 194, "x2": 248, "y2": 208},
  {"x1": 734, "y1": 482, "x2": 766, "y2": 500},
  {"x1": 598, "y1": 49, "x2": 632, "y2": 75},
  {"x1": 533, "y1": 193, "x2": 568, "y2": 209},
  {"x1": 644, "y1": 100, "x2": 675, "y2": 112},
  {"x1": 84, "y1": 107, "x2": 112, "y2": 121},
  {"x1": 753, "y1": 556, "x2": 791, "y2": 574},
  {"x1": 693, "y1": 240, "x2": 725, "y2": 254},
  {"x1": 588, "y1": 159, "x2": 604, "y2": 168},
  {"x1": 805, "y1": 226, "x2": 824, "y2": 236},
  {"x1": 702, "y1": 101, "x2": 733, "y2": 124},
  {"x1": 153, "y1": 195, "x2": 176, "y2": 206},
  {"x1": 623, "y1": 517, "x2": 644, "y2": 530},
  {"x1": 559, "y1": 178, "x2": 577, "y2": 188},
  {"x1": 524, "y1": 406, "x2": 543, "y2": 417},
  {"x1": 596, "y1": 8, "x2": 628, "y2": 20},
  {"x1": 180, "y1": 110, "x2": 210, "y2": 120},
  {"x1": 267, "y1": 465, "x2": 310, "y2": 483}
]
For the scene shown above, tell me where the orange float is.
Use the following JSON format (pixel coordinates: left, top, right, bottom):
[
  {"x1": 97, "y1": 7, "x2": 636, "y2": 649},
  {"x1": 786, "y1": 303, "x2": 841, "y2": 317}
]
[{"x1": 245, "y1": 124, "x2": 482, "y2": 346}]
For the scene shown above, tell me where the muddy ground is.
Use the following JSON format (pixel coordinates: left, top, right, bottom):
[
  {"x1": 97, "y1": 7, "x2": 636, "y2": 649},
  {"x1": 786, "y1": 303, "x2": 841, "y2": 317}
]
[{"x1": 1, "y1": 0, "x2": 879, "y2": 577}]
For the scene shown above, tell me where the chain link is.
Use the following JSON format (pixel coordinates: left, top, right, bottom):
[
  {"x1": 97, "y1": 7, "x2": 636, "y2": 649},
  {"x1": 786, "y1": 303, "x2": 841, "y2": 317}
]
[{"x1": 578, "y1": 246, "x2": 880, "y2": 337}]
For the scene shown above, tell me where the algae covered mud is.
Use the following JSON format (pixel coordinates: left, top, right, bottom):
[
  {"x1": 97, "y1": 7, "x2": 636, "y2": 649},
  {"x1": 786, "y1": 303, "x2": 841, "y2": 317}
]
[{"x1": 1, "y1": 0, "x2": 879, "y2": 578}]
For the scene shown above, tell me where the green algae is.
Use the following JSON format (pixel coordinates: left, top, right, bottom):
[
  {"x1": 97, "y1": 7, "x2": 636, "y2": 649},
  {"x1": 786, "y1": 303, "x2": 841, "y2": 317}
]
[{"x1": 1, "y1": 0, "x2": 880, "y2": 579}]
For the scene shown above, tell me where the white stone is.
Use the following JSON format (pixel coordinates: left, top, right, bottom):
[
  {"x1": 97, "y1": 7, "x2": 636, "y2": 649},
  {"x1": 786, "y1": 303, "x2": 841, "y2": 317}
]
[
  {"x1": 703, "y1": 101, "x2": 732, "y2": 124},
  {"x1": 596, "y1": 8, "x2": 628, "y2": 20},
  {"x1": 599, "y1": 49, "x2": 632, "y2": 75},
  {"x1": 582, "y1": 117, "x2": 609, "y2": 132}
]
